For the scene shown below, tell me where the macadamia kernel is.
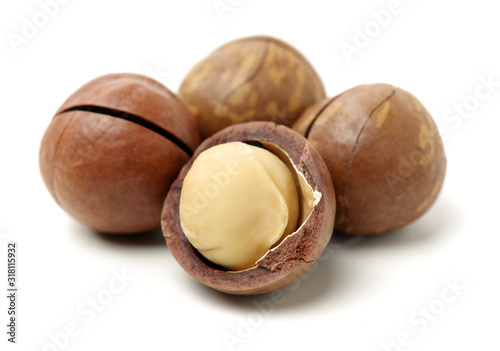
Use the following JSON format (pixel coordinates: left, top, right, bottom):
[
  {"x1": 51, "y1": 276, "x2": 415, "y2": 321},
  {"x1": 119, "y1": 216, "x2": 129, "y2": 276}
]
[{"x1": 179, "y1": 142, "x2": 299, "y2": 271}]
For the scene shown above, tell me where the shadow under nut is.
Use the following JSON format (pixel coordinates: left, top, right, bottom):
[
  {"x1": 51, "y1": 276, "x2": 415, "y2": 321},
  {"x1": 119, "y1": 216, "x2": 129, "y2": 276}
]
[{"x1": 161, "y1": 122, "x2": 335, "y2": 295}]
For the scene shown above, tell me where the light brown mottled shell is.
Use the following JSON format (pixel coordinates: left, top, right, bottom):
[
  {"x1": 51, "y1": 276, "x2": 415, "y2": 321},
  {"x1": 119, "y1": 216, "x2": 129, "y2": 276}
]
[{"x1": 178, "y1": 36, "x2": 326, "y2": 139}]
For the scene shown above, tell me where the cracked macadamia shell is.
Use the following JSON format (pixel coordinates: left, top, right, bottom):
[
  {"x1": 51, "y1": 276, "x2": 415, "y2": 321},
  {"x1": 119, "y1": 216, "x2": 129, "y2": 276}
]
[
  {"x1": 39, "y1": 73, "x2": 200, "y2": 234},
  {"x1": 178, "y1": 35, "x2": 326, "y2": 139},
  {"x1": 293, "y1": 84, "x2": 446, "y2": 235},
  {"x1": 161, "y1": 122, "x2": 335, "y2": 295}
]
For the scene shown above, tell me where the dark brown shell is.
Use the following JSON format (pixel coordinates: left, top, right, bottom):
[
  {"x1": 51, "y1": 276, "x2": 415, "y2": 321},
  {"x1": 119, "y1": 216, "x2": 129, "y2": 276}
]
[
  {"x1": 161, "y1": 122, "x2": 335, "y2": 295},
  {"x1": 293, "y1": 84, "x2": 446, "y2": 235},
  {"x1": 178, "y1": 36, "x2": 326, "y2": 139},
  {"x1": 39, "y1": 73, "x2": 200, "y2": 234}
]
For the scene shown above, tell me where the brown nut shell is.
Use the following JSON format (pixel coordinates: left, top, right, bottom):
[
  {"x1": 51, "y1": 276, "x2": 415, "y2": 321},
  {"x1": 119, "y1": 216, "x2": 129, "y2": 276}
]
[
  {"x1": 178, "y1": 36, "x2": 326, "y2": 139},
  {"x1": 293, "y1": 84, "x2": 446, "y2": 235},
  {"x1": 39, "y1": 73, "x2": 200, "y2": 234},
  {"x1": 161, "y1": 122, "x2": 335, "y2": 295}
]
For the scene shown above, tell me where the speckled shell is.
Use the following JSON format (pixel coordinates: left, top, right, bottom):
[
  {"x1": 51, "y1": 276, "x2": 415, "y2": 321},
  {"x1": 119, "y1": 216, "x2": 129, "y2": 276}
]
[
  {"x1": 39, "y1": 73, "x2": 200, "y2": 234},
  {"x1": 161, "y1": 122, "x2": 335, "y2": 295},
  {"x1": 293, "y1": 84, "x2": 446, "y2": 235},
  {"x1": 178, "y1": 36, "x2": 326, "y2": 139}
]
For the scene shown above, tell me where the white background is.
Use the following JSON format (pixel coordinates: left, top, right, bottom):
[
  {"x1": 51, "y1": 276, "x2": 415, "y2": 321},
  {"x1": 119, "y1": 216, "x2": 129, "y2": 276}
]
[{"x1": 1, "y1": 0, "x2": 499, "y2": 350}]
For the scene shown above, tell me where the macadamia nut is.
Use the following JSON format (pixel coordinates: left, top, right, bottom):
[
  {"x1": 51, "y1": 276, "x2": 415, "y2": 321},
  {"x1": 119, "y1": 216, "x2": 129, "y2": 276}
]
[
  {"x1": 293, "y1": 84, "x2": 446, "y2": 235},
  {"x1": 179, "y1": 142, "x2": 299, "y2": 271},
  {"x1": 162, "y1": 122, "x2": 335, "y2": 294},
  {"x1": 39, "y1": 73, "x2": 200, "y2": 234},
  {"x1": 178, "y1": 36, "x2": 326, "y2": 139}
]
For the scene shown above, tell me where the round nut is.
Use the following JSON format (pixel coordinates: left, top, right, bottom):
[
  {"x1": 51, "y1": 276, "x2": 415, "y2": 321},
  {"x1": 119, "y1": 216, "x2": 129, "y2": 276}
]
[
  {"x1": 161, "y1": 122, "x2": 335, "y2": 295},
  {"x1": 293, "y1": 84, "x2": 446, "y2": 235},
  {"x1": 178, "y1": 35, "x2": 326, "y2": 139},
  {"x1": 180, "y1": 142, "x2": 301, "y2": 271},
  {"x1": 39, "y1": 73, "x2": 200, "y2": 234}
]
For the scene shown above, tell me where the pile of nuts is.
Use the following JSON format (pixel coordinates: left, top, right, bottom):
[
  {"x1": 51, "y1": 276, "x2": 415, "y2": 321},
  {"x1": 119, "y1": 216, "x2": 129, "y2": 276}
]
[{"x1": 40, "y1": 36, "x2": 446, "y2": 295}]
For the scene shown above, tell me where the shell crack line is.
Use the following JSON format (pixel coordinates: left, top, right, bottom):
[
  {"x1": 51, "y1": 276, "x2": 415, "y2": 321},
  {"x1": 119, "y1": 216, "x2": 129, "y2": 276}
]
[
  {"x1": 340, "y1": 87, "x2": 397, "y2": 220},
  {"x1": 220, "y1": 38, "x2": 271, "y2": 110},
  {"x1": 304, "y1": 85, "x2": 359, "y2": 138},
  {"x1": 304, "y1": 95, "x2": 339, "y2": 138},
  {"x1": 59, "y1": 105, "x2": 193, "y2": 157}
]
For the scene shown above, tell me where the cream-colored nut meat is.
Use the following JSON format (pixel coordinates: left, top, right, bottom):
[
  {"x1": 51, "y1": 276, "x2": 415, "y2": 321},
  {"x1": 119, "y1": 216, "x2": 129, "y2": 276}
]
[{"x1": 179, "y1": 142, "x2": 300, "y2": 271}]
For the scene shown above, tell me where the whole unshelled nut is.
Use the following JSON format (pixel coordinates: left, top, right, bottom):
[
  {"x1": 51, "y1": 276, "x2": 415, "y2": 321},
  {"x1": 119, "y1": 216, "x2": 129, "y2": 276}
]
[
  {"x1": 178, "y1": 35, "x2": 326, "y2": 139},
  {"x1": 293, "y1": 83, "x2": 446, "y2": 235},
  {"x1": 39, "y1": 73, "x2": 200, "y2": 234},
  {"x1": 162, "y1": 122, "x2": 335, "y2": 295}
]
